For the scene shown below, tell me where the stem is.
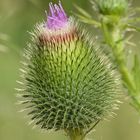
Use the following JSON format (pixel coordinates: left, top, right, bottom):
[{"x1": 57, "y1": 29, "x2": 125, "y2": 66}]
[
  {"x1": 65, "y1": 120, "x2": 100, "y2": 140},
  {"x1": 65, "y1": 129, "x2": 84, "y2": 140},
  {"x1": 101, "y1": 17, "x2": 140, "y2": 110}
]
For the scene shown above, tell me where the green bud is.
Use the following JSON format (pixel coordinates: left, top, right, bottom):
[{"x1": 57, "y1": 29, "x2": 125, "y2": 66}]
[
  {"x1": 94, "y1": 0, "x2": 128, "y2": 16},
  {"x1": 17, "y1": 2, "x2": 122, "y2": 134}
]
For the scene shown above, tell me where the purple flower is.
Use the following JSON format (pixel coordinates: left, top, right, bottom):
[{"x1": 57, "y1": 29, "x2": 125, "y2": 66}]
[
  {"x1": 45, "y1": 1, "x2": 68, "y2": 30},
  {"x1": 38, "y1": 1, "x2": 76, "y2": 44}
]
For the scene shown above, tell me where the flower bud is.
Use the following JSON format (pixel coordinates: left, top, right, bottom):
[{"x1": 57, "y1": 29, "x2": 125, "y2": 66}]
[
  {"x1": 94, "y1": 0, "x2": 128, "y2": 16},
  {"x1": 18, "y1": 1, "x2": 121, "y2": 132}
]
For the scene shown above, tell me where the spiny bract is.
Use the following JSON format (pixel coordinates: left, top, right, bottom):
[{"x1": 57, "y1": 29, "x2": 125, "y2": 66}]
[{"x1": 17, "y1": 1, "x2": 121, "y2": 132}]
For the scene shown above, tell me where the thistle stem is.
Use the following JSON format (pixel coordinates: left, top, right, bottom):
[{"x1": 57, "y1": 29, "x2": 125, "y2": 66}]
[
  {"x1": 65, "y1": 120, "x2": 100, "y2": 140},
  {"x1": 101, "y1": 17, "x2": 140, "y2": 111},
  {"x1": 65, "y1": 129, "x2": 85, "y2": 140}
]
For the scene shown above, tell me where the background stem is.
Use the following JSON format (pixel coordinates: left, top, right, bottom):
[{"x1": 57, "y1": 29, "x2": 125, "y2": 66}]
[{"x1": 101, "y1": 17, "x2": 140, "y2": 111}]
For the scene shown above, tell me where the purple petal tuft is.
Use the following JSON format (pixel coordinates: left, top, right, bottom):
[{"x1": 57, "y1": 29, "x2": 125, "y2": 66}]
[{"x1": 45, "y1": 1, "x2": 68, "y2": 30}]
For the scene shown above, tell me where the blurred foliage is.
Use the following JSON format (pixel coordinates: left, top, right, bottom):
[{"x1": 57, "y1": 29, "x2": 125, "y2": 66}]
[
  {"x1": 0, "y1": 0, "x2": 140, "y2": 140},
  {"x1": 75, "y1": 0, "x2": 140, "y2": 115}
]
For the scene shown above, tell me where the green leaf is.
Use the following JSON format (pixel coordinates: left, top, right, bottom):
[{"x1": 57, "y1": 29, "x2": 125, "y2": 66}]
[
  {"x1": 127, "y1": 25, "x2": 140, "y2": 32},
  {"x1": 74, "y1": 4, "x2": 101, "y2": 27},
  {"x1": 75, "y1": 13, "x2": 101, "y2": 27},
  {"x1": 74, "y1": 4, "x2": 92, "y2": 18}
]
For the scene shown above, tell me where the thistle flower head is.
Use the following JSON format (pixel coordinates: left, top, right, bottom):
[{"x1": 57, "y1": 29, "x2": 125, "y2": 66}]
[
  {"x1": 38, "y1": 1, "x2": 76, "y2": 45},
  {"x1": 17, "y1": 1, "x2": 122, "y2": 134}
]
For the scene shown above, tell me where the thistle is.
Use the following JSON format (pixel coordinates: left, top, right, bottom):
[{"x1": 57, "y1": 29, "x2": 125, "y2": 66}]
[
  {"x1": 76, "y1": 0, "x2": 140, "y2": 114},
  {"x1": 17, "y1": 1, "x2": 122, "y2": 140}
]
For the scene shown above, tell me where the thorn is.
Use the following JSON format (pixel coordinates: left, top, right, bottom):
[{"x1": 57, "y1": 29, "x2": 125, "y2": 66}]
[
  {"x1": 15, "y1": 88, "x2": 25, "y2": 92},
  {"x1": 18, "y1": 109, "x2": 28, "y2": 113},
  {"x1": 16, "y1": 80, "x2": 24, "y2": 85},
  {"x1": 28, "y1": 120, "x2": 35, "y2": 125},
  {"x1": 19, "y1": 68, "x2": 27, "y2": 74}
]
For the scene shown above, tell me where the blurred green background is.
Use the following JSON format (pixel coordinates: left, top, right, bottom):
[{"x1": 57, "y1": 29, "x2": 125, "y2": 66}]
[{"x1": 0, "y1": 0, "x2": 140, "y2": 140}]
